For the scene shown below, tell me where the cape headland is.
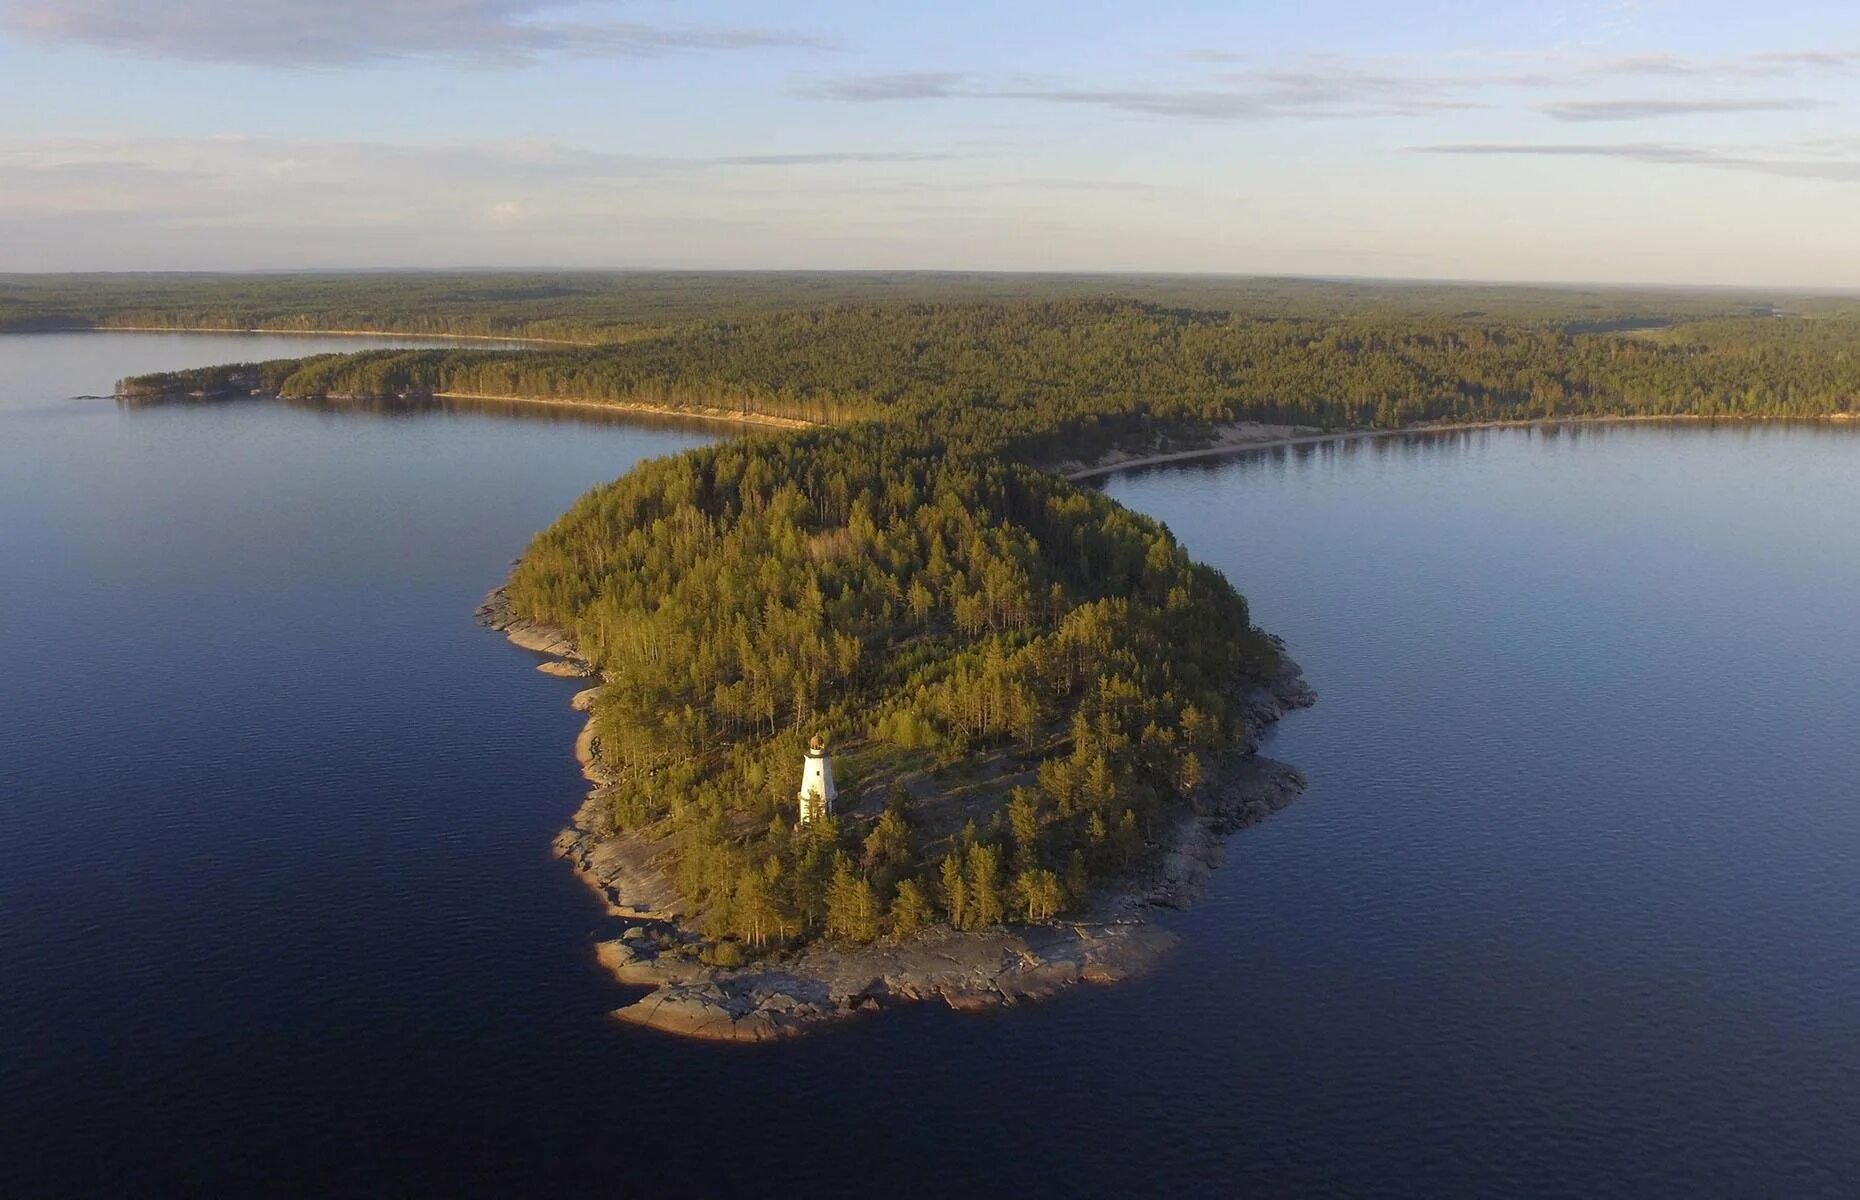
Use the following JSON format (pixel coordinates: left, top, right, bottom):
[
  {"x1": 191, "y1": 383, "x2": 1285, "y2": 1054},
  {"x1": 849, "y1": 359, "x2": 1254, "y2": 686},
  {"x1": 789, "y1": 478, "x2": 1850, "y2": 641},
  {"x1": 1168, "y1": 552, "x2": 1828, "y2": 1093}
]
[{"x1": 480, "y1": 587, "x2": 1314, "y2": 1042}]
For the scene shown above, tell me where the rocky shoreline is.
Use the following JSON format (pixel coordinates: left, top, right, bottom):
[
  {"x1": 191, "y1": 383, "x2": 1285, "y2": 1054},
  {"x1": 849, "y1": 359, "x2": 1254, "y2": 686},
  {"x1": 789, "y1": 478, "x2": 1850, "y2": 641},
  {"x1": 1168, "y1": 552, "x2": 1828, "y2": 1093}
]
[{"x1": 479, "y1": 586, "x2": 1315, "y2": 1043}]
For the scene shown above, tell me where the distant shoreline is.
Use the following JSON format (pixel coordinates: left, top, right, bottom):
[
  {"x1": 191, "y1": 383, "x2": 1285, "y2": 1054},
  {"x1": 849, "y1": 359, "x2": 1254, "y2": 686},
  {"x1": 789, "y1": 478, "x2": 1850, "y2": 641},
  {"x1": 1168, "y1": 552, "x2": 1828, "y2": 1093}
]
[
  {"x1": 114, "y1": 379, "x2": 817, "y2": 432},
  {"x1": 5, "y1": 323, "x2": 593, "y2": 347},
  {"x1": 429, "y1": 391, "x2": 816, "y2": 430},
  {"x1": 1062, "y1": 413, "x2": 1860, "y2": 482}
]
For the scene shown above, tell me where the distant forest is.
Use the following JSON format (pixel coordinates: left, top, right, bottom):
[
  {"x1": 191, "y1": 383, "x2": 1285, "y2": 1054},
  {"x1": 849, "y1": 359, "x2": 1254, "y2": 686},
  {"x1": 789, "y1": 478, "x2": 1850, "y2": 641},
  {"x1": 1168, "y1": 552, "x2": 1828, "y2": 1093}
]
[
  {"x1": 51, "y1": 271, "x2": 1860, "y2": 953},
  {"x1": 108, "y1": 291, "x2": 1860, "y2": 461},
  {"x1": 7, "y1": 267, "x2": 1859, "y2": 343}
]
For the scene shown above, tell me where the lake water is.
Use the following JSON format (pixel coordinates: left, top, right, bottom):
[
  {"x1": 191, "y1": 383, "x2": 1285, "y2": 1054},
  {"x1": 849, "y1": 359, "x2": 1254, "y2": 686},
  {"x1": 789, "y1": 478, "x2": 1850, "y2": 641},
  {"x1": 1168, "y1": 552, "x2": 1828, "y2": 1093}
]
[{"x1": 3, "y1": 334, "x2": 1857, "y2": 1197}]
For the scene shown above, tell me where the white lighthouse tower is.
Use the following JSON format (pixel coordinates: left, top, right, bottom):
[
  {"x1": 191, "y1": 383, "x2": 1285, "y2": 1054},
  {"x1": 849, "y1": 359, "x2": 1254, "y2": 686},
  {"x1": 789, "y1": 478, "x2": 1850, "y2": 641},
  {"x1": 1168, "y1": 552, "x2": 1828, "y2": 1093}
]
[{"x1": 797, "y1": 734, "x2": 837, "y2": 825}]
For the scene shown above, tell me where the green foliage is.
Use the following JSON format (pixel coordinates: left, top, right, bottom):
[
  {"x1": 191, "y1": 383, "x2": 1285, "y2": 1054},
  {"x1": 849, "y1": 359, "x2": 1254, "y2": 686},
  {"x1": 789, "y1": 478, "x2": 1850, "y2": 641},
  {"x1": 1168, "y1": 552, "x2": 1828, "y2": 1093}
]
[
  {"x1": 967, "y1": 844, "x2": 1005, "y2": 929},
  {"x1": 940, "y1": 851, "x2": 969, "y2": 931},
  {"x1": 888, "y1": 879, "x2": 934, "y2": 938},
  {"x1": 825, "y1": 855, "x2": 881, "y2": 944},
  {"x1": 116, "y1": 296, "x2": 1860, "y2": 441},
  {"x1": 25, "y1": 268, "x2": 1860, "y2": 347},
  {"x1": 71, "y1": 270, "x2": 1860, "y2": 958},
  {"x1": 490, "y1": 418, "x2": 1277, "y2": 948},
  {"x1": 1016, "y1": 868, "x2": 1064, "y2": 922}
]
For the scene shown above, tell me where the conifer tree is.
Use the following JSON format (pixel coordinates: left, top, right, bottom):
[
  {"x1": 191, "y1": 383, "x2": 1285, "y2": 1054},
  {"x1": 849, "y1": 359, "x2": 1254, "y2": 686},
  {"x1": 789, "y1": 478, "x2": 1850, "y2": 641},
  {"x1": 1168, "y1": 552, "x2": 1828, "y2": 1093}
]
[
  {"x1": 889, "y1": 878, "x2": 934, "y2": 938},
  {"x1": 1016, "y1": 867, "x2": 1063, "y2": 922},
  {"x1": 939, "y1": 850, "x2": 969, "y2": 931},
  {"x1": 968, "y1": 843, "x2": 1004, "y2": 928},
  {"x1": 1007, "y1": 788, "x2": 1044, "y2": 871}
]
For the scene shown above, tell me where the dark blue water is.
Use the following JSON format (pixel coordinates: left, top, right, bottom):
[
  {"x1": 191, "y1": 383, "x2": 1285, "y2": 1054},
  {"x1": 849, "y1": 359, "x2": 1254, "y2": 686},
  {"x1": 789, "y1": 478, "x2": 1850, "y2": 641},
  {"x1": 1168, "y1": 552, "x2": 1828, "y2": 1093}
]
[{"x1": 3, "y1": 337, "x2": 1857, "y2": 1197}]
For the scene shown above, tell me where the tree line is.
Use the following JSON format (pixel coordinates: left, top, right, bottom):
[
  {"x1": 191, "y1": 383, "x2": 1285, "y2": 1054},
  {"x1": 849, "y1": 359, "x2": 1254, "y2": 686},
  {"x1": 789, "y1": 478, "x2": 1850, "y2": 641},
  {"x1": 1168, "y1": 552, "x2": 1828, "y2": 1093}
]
[
  {"x1": 97, "y1": 278, "x2": 1860, "y2": 957},
  {"x1": 120, "y1": 300, "x2": 1860, "y2": 465}
]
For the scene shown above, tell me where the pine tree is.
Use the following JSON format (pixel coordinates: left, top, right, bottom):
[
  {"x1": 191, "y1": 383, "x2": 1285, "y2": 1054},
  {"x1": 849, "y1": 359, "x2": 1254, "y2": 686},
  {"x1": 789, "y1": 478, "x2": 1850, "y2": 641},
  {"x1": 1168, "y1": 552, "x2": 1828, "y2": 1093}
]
[
  {"x1": 1064, "y1": 848, "x2": 1089, "y2": 905},
  {"x1": 1016, "y1": 867, "x2": 1063, "y2": 922},
  {"x1": 735, "y1": 865, "x2": 777, "y2": 948},
  {"x1": 1176, "y1": 750, "x2": 1204, "y2": 798},
  {"x1": 1085, "y1": 753, "x2": 1118, "y2": 810},
  {"x1": 1007, "y1": 788, "x2": 1044, "y2": 871},
  {"x1": 848, "y1": 875, "x2": 880, "y2": 942},
  {"x1": 864, "y1": 808, "x2": 913, "y2": 872},
  {"x1": 939, "y1": 850, "x2": 968, "y2": 931},
  {"x1": 1115, "y1": 809, "x2": 1140, "y2": 867},
  {"x1": 889, "y1": 878, "x2": 934, "y2": 938},
  {"x1": 968, "y1": 843, "x2": 1004, "y2": 928},
  {"x1": 826, "y1": 854, "x2": 879, "y2": 942}
]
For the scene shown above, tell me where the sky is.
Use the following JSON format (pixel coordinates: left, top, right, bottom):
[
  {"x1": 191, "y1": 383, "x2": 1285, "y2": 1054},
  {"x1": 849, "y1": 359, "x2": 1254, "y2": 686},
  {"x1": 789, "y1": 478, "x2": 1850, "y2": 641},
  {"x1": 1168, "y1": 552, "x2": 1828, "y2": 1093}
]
[{"x1": 2, "y1": 0, "x2": 1858, "y2": 285}]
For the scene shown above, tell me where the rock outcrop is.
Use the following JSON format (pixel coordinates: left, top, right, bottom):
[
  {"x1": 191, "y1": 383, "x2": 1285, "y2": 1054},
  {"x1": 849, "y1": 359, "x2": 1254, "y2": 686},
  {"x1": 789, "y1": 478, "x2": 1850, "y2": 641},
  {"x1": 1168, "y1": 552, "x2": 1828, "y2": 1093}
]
[
  {"x1": 594, "y1": 919, "x2": 1181, "y2": 1041},
  {"x1": 476, "y1": 586, "x2": 582, "y2": 662}
]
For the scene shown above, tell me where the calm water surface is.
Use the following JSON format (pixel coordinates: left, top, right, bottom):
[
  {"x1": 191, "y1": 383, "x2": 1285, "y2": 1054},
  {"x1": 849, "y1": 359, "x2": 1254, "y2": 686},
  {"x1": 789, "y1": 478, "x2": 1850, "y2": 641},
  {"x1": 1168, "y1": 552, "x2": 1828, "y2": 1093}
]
[{"x1": 3, "y1": 334, "x2": 1857, "y2": 1197}]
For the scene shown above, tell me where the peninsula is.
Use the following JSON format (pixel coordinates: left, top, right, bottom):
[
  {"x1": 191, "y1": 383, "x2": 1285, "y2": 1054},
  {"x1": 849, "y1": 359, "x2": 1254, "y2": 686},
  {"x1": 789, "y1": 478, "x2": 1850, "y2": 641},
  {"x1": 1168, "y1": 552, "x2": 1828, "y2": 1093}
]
[
  {"x1": 462, "y1": 415, "x2": 1316, "y2": 1040},
  {"x1": 98, "y1": 271, "x2": 1860, "y2": 1039},
  {"x1": 481, "y1": 583, "x2": 1313, "y2": 1041}
]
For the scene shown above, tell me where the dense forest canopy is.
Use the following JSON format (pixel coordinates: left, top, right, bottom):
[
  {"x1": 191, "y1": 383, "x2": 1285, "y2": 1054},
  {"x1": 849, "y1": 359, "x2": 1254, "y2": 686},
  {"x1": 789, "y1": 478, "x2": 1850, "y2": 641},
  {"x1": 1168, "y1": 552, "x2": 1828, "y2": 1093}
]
[
  {"x1": 70, "y1": 271, "x2": 1860, "y2": 953},
  {"x1": 117, "y1": 297, "x2": 1860, "y2": 459},
  {"x1": 9, "y1": 267, "x2": 1860, "y2": 343},
  {"x1": 515, "y1": 426, "x2": 1278, "y2": 948}
]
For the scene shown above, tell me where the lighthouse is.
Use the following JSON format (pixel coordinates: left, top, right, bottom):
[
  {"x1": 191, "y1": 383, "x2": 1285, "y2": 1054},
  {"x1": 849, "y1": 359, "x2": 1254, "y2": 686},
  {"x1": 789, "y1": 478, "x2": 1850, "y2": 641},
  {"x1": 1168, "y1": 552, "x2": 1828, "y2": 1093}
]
[{"x1": 797, "y1": 734, "x2": 837, "y2": 825}]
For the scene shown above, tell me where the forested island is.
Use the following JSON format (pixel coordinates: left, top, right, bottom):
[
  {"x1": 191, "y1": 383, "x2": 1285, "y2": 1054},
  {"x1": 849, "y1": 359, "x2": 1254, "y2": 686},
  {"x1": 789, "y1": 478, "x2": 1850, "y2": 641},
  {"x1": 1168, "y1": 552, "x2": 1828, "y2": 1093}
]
[{"x1": 70, "y1": 271, "x2": 1860, "y2": 1038}]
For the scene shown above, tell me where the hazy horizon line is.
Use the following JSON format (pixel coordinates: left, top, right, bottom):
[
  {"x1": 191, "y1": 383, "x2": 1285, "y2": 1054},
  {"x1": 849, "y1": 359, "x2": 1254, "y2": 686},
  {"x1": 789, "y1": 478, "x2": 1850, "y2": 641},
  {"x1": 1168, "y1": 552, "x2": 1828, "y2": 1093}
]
[{"x1": 4, "y1": 264, "x2": 1857, "y2": 296}]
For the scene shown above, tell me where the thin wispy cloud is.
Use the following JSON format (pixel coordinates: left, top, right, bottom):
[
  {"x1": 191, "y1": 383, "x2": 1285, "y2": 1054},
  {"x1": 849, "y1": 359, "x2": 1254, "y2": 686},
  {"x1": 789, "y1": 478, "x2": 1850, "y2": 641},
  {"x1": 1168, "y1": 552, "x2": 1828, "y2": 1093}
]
[
  {"x1": 709, "y1": 151, "x2": 958, "y2": 166},
  {"x1": 809, "y1": 63, "x2": 1491, "y2": 120},
  {"x1": 1415, "y1": 140, "x2": 1860, "y2": 183},
  {"x1": 984, "y1": 82, "x2": 1482, "y2": 120},
  {"x1": 806, "y1": 47, "x2": 1855, "y2": 124},
  {"x1": 0, "y1": 134, "x2": 990, "y2": 269},
  {"x1": 800, "y1": 72, "x2": 968, "y2": 101},
  {"x1": 0, "y1": 0, "x2": 828, "y2": 66},
  {"x1": 1417, "y1": 141, "x2": 1725, "y2": 164},
  {"x1": 1542, "y1": 97, "x2": 1827, "y2": 121},
  {"x1": 1587, "y1": 48, "x2": 1860, "y2": 79},
  {"x1": 1751, "y1": 49, "x2": 1860, "y2": 71},
  {"x1": 0, "y1": 136, "x2": 955, "y2": 186}
]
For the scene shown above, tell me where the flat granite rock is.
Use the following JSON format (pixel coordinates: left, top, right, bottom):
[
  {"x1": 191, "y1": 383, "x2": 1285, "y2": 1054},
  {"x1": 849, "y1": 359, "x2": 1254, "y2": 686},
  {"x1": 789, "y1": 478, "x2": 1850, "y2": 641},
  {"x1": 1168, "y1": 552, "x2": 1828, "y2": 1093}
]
[
  {"x1": 477, "y1": 586, "x2": 583, "y2": 660},
  {"x1": 605, "y1": 919, "x2": 1181, "y2": 1040}
]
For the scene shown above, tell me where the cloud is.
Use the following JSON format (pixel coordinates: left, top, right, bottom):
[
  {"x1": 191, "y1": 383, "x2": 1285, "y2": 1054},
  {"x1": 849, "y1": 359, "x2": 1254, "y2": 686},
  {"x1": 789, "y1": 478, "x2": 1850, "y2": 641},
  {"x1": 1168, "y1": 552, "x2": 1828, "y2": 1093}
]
[
  {"x1": 798, "y1": 72, "x2": 968, "y2": 101},
  {"x1": 709, "y1": 151, "x2": 958, "y2": 166},
  {"x1": 1588, "y1": 48, "x2": 1860, "y2": 79},
  {"x1": 802, "y1": 49, "x2": 1854, "y2": 127},
  {"x1": 1587, "y1": 54, "x2": 1702, "y2": 78},
  {"x1": 1416, "y1": 141, "x2": 1725, "y2": 164},
  {"x1": 984, "y1": 75, "x2": 1482, "y2": 121},
  {"x1": 0, "y1": 134, "x2": 1002, "y2": 268},
  {"x1": 0, "y1": 136, "x2": 958, "y2": 194},
  {"x1": 1413, "y1": 140, "x2": 1860, "y2": 182},
  {"x1": 0, "y1": 0, "x2": 827, "y2": 66},
  {"x1": 809, "y1": 62, "x2": 1487, "y2": 120},
  {"x1": 1749, "y1": 49, "x2": 1860, "y2": 71},
  {"x1": 1541, "y1": 97, "x2": 1826, "y2": 122}
]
